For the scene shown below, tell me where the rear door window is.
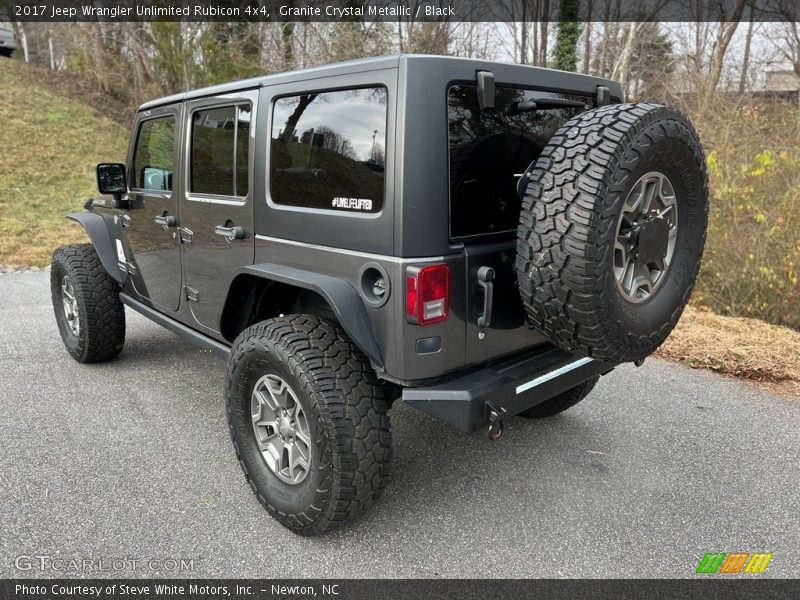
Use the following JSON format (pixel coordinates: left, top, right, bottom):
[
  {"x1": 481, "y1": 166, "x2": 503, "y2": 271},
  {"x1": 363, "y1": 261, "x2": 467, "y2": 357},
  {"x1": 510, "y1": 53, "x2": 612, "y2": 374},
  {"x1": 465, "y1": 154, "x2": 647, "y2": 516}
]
[
  {"x1": 448, "y1": 85, "x2": 590, "y2": 239},
  {"x1": 190, "y1": 105, "x2": 251, "y2": 197},
  {"x1": 269, "y1": 87, "x2": 387, "y2": 213}
]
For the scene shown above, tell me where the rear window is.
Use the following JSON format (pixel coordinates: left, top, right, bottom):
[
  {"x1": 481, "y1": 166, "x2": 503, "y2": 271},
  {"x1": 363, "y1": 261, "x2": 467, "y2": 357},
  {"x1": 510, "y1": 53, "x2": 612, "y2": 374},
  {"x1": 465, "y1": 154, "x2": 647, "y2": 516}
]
[
  {"x1": 448, "y1": 85, "x2": 590, "y2": 239},
  {"x1": 269, "y1": 87, "x2": 387, "y2": 214}
]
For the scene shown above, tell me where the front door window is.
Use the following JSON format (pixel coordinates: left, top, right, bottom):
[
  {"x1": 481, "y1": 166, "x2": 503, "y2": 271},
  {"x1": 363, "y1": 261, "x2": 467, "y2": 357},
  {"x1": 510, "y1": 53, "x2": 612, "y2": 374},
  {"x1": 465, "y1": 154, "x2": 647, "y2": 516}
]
[{"x1": 132, "y1": 116, "x2": 175, "y2": 192}]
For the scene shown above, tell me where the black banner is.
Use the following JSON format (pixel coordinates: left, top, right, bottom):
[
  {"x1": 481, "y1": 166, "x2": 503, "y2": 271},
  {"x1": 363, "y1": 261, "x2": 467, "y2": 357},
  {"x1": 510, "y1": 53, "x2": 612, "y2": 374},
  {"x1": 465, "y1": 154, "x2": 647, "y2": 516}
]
[
  {"x1": 1, "y1": 0, "x2": 798, "y2": 23},
  {"x1": 3, "y1": 579, "x2": 800, "y2": 600}
]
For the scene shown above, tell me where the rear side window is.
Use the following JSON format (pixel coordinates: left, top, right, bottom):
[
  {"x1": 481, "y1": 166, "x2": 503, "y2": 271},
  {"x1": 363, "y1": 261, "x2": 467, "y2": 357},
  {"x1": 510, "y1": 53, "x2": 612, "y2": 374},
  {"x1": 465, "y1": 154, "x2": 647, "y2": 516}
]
[
  {"x1": 191, "y1": 105, "x2": 251, "y2": 197},
  {"x1": 448, "y1": 85, "x2": 590, "y2": 238},
  {"x1": 132, "y1": 116, "x2": 175, "y2": 192},
  {"x1": 270, "y1": 87, "x2": 387, "y2": 213}
]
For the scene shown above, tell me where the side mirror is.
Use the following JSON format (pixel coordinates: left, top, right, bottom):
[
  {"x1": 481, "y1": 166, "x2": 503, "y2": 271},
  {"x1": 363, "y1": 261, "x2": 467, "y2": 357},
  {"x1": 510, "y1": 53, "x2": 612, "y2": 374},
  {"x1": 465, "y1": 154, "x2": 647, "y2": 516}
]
[{"x1": 96, "y1": 163, "x2": 127, "y2": 196}]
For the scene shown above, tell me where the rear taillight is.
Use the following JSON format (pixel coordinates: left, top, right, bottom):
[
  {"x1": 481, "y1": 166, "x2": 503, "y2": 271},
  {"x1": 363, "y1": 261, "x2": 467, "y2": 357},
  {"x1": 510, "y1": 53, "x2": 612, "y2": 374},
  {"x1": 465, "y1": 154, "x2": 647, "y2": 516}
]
[{"x1": 406, "y1": 264, "x2": 449, "y2": 326}]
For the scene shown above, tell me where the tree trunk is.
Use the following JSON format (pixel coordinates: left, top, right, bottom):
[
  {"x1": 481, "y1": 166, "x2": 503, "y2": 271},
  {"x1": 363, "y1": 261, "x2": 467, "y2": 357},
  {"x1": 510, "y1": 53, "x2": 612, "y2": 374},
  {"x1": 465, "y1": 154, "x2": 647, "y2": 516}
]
[
  {"x1": 703, "y1": 0, "x2": 746, "y2": 107},
  {"x1": 280, "y1": 94, "x2": 318, "y2": 143},
  {"x1": 738, "y1": 10, "x2": 754, "y2": 94},
  {"x1": 282, "y1": 23, "x2": 294, "y2": 68},
  {"x1": 553, "y1": 0, "x2": 581, "y2": 72},
  {"x1": 612, "y1": 21, "x2": 641, "y2": 93},
  {"x1": 582, "y1": 18, "x2": 592, "y2": 74},
  {"x1": 538, "y1": 16, "x2": 549, "y2": 66},
  {"x1": 21, "y1": 27, "x2": 29, "y2": 63},
  {"x1": 397, "y1": 20, "x2": 404, "y2": 54},
  {"x1": 519, "y1": 3, "x2": 528, "y2": 64},
  {"x1": 597, "y1": 22, "x2": 610, "y2": 77},
  {"x1": 48, "y1": 32, "x2": 55, "y2": 70}
]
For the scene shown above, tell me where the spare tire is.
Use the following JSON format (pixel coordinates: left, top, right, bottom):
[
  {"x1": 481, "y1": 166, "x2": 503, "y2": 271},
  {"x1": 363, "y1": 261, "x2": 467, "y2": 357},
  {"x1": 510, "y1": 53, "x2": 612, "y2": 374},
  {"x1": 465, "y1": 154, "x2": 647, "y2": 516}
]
[{"x1": 516, "y1": 103, "x2": 708, "y2": 363}]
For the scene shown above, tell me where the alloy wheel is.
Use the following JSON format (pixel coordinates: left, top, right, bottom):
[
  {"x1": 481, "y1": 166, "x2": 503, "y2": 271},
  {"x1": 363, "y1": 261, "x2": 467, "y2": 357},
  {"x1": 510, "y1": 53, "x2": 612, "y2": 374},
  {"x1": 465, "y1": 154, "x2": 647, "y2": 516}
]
[
  {"x1": 613, "y1": 171, "x2": 678, "y2": 303},
  {"x1": 250, "y1": 374, "x2": 312, "y2": 485}
]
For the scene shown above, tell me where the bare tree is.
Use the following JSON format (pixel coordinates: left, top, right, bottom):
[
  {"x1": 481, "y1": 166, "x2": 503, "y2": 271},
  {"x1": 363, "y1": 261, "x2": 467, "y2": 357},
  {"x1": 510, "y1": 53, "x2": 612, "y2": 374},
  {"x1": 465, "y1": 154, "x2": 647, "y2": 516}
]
[
  {"x1": 581, "y1": 0, "x2": 594, "y2": 73},
  {"x1": 609, "y1": 0, "x2": 670, "y2": 91},
  {"x1": 538, "y1": 1, "x2": 550, "y2": 66},
  {"x1": 702, "y1": 0, "x2": 748, "y2": 106},
  {"x1": 738, "y1": 7, "x2": 755, "y2": 93},
  {"x1": 770, "y1": 2, "x2": 800, "y2": 78},
  {"x1": 491, "y1": 1, "x2": 537, "y2": 64}
]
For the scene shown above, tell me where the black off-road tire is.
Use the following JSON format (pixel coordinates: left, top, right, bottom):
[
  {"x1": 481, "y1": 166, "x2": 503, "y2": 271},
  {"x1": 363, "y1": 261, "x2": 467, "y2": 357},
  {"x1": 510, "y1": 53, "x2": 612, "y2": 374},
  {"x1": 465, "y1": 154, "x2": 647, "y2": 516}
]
[
  {"x1": 51, "y1": 244, "x2": 126, "y2": 363},
  {"x1": 516, "y1": 103, "x2": 708, "y2": 363},
  {"x1": 518, "y1": 376, "x2": 599, "y2": 419},
  {"x1": 226, "y1": 315, "x2": 392, "y2": 536}
]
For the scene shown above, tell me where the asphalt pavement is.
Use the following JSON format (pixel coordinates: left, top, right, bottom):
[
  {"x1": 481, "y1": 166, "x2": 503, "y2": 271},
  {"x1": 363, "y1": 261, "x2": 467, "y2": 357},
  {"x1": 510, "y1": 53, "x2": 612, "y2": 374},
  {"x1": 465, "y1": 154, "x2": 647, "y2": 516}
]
[{"x1": 1, "y1": 271, "x2": 798, "y2": 578}]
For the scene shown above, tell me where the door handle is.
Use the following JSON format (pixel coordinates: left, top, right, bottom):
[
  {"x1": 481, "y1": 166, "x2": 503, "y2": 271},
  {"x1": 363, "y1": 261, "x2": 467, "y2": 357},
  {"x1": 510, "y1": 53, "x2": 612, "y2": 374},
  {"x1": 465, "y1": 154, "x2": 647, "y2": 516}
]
[
  {"x1": 477, "y1": 266, "x2": 495, "y2": 328},
  {"x1": 154, "y1": 214, "x2": 177, "y2": 228},
  {"x1": 214, "y1": 224, "x2": 245, "y2": 242}
]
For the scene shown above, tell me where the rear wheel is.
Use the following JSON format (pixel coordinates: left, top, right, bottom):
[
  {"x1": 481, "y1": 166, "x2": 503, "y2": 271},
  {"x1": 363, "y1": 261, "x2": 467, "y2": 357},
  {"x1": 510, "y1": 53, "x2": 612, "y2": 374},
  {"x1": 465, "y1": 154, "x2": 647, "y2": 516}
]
[
  {"x1": 226, "y1": 315, "x2": 392, "y2": 535},
  {"x1": 51, "y1": 244, "x2": 125, "y2": 363},
  {"x1": 518, "y1": 376, "x2": 599, "y2": 419}
]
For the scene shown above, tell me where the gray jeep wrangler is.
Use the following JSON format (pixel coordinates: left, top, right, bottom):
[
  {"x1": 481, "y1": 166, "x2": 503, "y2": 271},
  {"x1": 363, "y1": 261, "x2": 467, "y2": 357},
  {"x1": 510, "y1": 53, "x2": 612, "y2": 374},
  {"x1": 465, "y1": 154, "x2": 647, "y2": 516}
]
[{"x1": 51, "y1": 55, "x2": 708, "y2": 535}]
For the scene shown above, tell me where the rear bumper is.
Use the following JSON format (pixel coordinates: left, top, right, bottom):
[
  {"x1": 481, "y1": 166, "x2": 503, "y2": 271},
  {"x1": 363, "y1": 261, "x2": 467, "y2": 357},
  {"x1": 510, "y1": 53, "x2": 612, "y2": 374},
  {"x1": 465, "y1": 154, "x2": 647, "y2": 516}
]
[{"x1": 402, "y1": 346, "x2": 615, "y2": 433}]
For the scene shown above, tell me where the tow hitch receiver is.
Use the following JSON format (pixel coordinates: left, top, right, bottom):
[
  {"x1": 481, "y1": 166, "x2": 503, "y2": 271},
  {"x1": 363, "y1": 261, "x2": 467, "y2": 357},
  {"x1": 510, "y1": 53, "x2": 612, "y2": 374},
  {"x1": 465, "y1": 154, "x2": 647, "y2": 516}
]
[{"x1": 487, "y1": 402, "x2": 508, "y2": 441}]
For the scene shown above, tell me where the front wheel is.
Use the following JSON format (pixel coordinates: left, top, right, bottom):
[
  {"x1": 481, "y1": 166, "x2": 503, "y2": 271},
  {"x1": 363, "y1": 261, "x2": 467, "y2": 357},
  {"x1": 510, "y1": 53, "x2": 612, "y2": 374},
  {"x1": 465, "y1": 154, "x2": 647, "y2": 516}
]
[
  {"x1": 225, "y1": 315, "x2": 392, "y2": 535},
  {"x1": 51, "y1": 244, "x2": 126, "y2": 363}
]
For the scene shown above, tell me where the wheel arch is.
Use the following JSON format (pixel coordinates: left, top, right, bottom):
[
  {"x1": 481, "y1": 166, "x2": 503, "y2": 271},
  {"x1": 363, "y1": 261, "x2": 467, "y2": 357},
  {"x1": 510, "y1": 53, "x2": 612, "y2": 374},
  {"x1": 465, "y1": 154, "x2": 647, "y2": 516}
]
[
  {"x1": 65, "y1": 212, "x2": 124, "y2": 284},
  {"x1": 220, "y1": 264, "x2": 385, "y2": 372}
]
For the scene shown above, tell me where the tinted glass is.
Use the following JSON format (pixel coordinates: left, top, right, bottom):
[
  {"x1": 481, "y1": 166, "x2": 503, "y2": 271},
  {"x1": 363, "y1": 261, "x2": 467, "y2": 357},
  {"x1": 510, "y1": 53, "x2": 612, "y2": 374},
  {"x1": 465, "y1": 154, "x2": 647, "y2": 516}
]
[
  {"x1": 448, "y1": 85, "x2": 589, "y2": 238},
  {"x1": 270, "y1": 87, "x2": 387, "y2": 213},
  {"x1": 191, "y1": 106, "x2": 235, "y2": 196},
  {"x1": 133, "y1": 116, "x2": 175, "y2": 191},
  {"x1": 236, "y1": 106, "x2": 251, "y2": 197},
  {"x1": 191, "y1": 105, "x2": 251, "y2": 197}
]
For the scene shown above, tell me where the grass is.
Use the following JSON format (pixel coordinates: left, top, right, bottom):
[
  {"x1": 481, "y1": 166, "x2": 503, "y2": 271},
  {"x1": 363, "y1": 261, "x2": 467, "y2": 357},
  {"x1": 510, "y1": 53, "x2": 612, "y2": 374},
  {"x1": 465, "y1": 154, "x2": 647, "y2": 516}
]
[
  {"x1": 656, "y1": 306, "x2": 800, "y2": 396},
  {"x1": 0, "y1": 59, "x2": 128, "y2": 267}
]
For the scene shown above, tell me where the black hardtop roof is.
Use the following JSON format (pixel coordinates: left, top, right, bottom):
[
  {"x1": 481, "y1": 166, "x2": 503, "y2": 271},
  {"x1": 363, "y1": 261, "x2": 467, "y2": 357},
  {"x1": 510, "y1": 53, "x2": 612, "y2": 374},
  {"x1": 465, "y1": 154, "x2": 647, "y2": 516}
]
[{"x1": 137, "y1": 54, "x2": 622, "y2": 112}]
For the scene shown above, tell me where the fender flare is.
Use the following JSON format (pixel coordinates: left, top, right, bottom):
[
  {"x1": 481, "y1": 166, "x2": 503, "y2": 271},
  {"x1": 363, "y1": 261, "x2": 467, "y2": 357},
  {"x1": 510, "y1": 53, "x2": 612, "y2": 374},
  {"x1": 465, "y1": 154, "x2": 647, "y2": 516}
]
[
  {"x1": 226, "y1": 264, "x2": 385, "y2": 372},
  {"x1": 66, "y1": 211, "x2": 124, "y2": 284}
]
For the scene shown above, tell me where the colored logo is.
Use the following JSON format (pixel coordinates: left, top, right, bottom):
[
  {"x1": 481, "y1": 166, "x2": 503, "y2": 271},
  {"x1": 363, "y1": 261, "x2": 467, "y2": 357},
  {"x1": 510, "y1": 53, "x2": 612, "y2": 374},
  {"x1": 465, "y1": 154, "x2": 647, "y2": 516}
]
[{"x1": 696, "y1": 552, "x2": 773, "y2": 574}]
